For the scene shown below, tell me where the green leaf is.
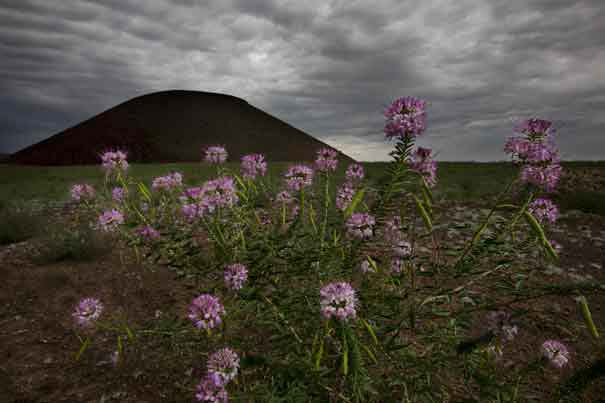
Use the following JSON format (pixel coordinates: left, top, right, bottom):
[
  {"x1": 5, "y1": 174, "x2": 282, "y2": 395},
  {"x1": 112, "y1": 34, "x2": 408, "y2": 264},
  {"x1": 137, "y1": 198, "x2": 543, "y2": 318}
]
[
  {"x1": 75, "y1": 337, "x2": 91, "y2": 361},
  {"x1": 344, "y1": 187, "x2": 366, "y2": 219},
  {"x1": 137, "y1": 182, "x2": 152, "y2": 203}
]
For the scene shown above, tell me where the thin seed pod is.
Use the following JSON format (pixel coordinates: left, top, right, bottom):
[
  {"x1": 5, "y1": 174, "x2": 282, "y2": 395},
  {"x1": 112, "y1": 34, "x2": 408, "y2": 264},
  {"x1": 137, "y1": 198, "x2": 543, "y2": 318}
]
[
  {"x1": 342, "y1": 332, "x2": 349, "y2": 376},
  {"x1": 361, "y1": 318, "x2": 378, "y2": 345},
  {"x1": 344, "y1": 188, "x2": 366, "y2": 219},
  {"x1": 523, "y1": 211, "x2": 558, "y2": 260},
  {"x1": 137, "y1": 182, "x2": 152, "y2": 203},
  {"x1": 413, "y1": 194, "x2": 432, "y2": 232},
  {"x1": 578, "y1": 296, "x2": 600, "y2": 339},
  {"x1": 360, "y1": 343, "x2": 378, "y2": 364}
]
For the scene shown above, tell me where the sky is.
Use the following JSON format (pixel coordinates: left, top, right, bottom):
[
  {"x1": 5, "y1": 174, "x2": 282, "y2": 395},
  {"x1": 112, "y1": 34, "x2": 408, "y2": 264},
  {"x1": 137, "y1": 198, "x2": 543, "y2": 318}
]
[{"x1": 1, "y1": 0, "x2": 604, "y2": 162}]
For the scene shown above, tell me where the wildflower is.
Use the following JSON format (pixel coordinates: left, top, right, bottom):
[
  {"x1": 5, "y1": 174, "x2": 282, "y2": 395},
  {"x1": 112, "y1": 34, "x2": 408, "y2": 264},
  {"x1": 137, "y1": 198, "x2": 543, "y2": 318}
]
[
  {"x1": 486, "y1": 311, "x2": 518, "y2": 343},
  {"x1": 180, "y1": 187, "x2": 205, "y2": 203},
  {"x1": 520, "y1": 163, "x2": 562, "y2": 192},
  {"x1": 549, "y1": 239, "x2": 562, "y2": 254},
  {"x1": 152, "y1": 172, "x2": 183, "y2": 191},
  {"x1": 98, "y1": 209, "x2": 124, "y2": 232},
  {"x1": 390, "y1": 258, "x2": 405, "y2": 274},
  {"x1": 383, "y1": 215, "x2": 403, "y2": 245},
  {"x1": 528, "y1": 198, "x2": 559, "y2": 225},
  {"x1": 73, "y1": 298, "x2": 104, "y2": 328},
  {"x1": 514, "y1": 118, "x2": 555, "y2": 139},
  {"x1": 70, "y1": 184, "x2": 95, "y2": 202},
  {"x1": 188, "y1": 294, "x2": 225, "y2": 330},
  {"x1": 320, "y1": 282, "x2": 358, "y2": 322},
  {"x1": 360, "y1": 259, "x2": 376, "y2": 274},
  {"x1": 345, "y1": 213, "x2": 375, "y2": 240},
  {"x1": 182, "y1": 203, "x2": 204, "y2": 222},
  {"x1": 200, "y1": 176, "x2": 239, "y2": 212},
  {"x1": 314, "y1": 147, "x2": 338, "y2": 173},
  {"x1": 224, "y1": 264, "x2": 248, "y2": 291},
  {"x1": 394, "y1": 240, "x2": 412, "y2": 258},
  {"x1": 241, "y1": 153, "x2": 267, "y2": 180},
  {"x1": 384, "y1": 96, "x2": 427, "y2": 140},
  {"x1": 336, "y1": 182, "x2": 356, "y2": 211},
  {"x1": 207, "y1": 347, "x2": 240, "y2": 384},
  {"x1": 137, "y1": 225, "x2": 160, "y2": 242},
  {"x1": 541, "y1": 340, "x2": 570, "y2": 368},
  {"x1": 100, "y1": 150, "x2": 129, "y2": 173},
  {"x1": 204, "y1": 146, "x2": 228, "y2": 164},
  {"x1": 195, "y1": 373, "x2": 228, "y2": 402},
  {"x1": 284, "y1": 164, "x2": 314, "y2": 192},
  {"x1": 275, "y1": 190, "x2": 294, "y2": 204},
  {"x1": 345, "y1": 163, "x2": 364, "y2": 183},
  {"x1": 111, "y1": 187, "x2": 124, "y2": 202},
  {"x1": 409, "y1": 147, "x2": 438, "y2": 187}
]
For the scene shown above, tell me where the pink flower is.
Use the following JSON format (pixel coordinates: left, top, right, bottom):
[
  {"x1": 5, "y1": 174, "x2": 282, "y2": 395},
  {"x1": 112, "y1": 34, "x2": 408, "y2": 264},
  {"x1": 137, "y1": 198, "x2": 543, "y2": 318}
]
[
  {"x1": 383, "y1": 215, "x2": 403, "y2": 245},
  {"x1": 320, "y1": 282, "x2": 358, "y2": 322},
  {"x1": 345, "y1": 213, "x2": 375, "y2": 240},
  {"x1": 70, "y1": 184, "x2": 95, "y2": 202},
  {"x1": 390, "y1": 258, "x2": 405, "y2": 274},
  {"x1": 541, "y1": 340, "x2": 570, "y2": 368},
  {"x1": 207, "y1": 347, "x2": 240, "y2": 384},
  {"x1": 98, "y1": 209, "x2": 124, "y2": 232},
  {"x1": 241, "y1": 153, "x2": 267, "y2": 180},
  {"x1": 137, "y1": 225, "x2": 160, "y2": 242},
  {"x1": 200, "y1": 176, "x2": 239, "y2": 212},
  {"x1": 152, "y1": 172, "x2": 183, "y2": 191},
  {"x1": 204, "y1": 146, "x2": 228, "y2": 164},
  {"x1": 111, "y1": 187, "x2": 124, "y2": 202},
  {"x1": 73, "y1": 298, "x2": 103, "y2": 328},
  {"x1": 514, "y1": 118, "x2": 555, "y2": 138},
  {"x1": 188, "y1": 294, "x2": 225, "y2": 330},
  {"x1": 284, "y1": 164, "x2": 314, "y2": 192},
  {"x1": 100, "y1": 150, "x2": 129, "y2": 173},
  {"x1": 314, "y1": 147, "x2": 338, "y2": 173},
  {"x1": 528, "y1": 198, "x2": 559, "y2": 225},
  {"x1": 345, "y1": 163, "x2": 365, "y2": 183},
  {"x1": 409, "y1": 147, "x2": 437, "y2": 187},
  {"x1": 224, "y1": 264, "x2": 248, "y2": 291},
  {"x1": 336, "y1": 182, "x2": 356, "y2": 211},
  {"x1": 195, "y1": 373, "x2": 228, "y2": 402},
  {"x1": 383, "y1": 96, "x2": 427, "y2": 139}
]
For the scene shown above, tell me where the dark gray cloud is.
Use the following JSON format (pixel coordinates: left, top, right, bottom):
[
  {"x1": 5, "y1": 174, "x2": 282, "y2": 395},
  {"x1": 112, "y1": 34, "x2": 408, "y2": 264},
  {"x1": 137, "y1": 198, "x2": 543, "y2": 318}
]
[{"x1": 1, "y1": 0, "x2": 603, "y2": 161}]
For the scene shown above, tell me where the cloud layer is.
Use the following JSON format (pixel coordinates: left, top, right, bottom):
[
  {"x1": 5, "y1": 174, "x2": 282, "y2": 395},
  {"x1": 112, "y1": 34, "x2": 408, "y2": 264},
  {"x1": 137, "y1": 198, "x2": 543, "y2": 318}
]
[{"x1": 1, "y1": 0, "x2": 604, "y2": 161}]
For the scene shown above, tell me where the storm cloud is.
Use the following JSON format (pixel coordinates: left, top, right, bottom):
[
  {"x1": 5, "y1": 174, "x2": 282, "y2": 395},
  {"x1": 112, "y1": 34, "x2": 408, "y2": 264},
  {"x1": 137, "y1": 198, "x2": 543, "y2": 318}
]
[{"x1": 1, "y1": 0, "x2": 604, "y2": 161}]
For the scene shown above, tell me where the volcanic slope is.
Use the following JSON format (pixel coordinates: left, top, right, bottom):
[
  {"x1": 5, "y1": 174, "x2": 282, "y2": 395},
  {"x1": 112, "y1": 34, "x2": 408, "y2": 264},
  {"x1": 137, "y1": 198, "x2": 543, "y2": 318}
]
[{"x1": 10, "y1": 90, "x2": 355, "y2": 165}]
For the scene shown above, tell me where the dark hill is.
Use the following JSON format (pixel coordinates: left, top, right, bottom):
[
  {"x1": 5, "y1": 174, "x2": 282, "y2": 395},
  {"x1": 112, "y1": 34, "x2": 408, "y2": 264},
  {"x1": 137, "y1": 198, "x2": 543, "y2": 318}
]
[{"x1": 10, "y1": 90, "x2": 355, "y2": 165}]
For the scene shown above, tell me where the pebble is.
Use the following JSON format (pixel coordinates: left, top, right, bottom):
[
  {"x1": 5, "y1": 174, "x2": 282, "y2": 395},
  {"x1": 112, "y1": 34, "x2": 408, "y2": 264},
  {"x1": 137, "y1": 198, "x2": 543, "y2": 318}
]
[{"x1": 590, "y1": 263, "x2": 602, "y2": 270}]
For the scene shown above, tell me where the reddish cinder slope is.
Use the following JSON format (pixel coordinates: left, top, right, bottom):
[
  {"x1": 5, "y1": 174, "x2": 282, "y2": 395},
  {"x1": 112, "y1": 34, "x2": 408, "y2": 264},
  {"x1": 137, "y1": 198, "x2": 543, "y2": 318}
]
[{"x1": 10, "y1": 90, "x2": 355, "y2": 165}]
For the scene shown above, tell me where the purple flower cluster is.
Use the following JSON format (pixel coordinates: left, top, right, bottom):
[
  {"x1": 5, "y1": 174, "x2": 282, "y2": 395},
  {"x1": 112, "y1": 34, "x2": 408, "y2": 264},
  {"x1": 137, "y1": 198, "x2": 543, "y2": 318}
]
[
  {"x1": 320, "y1": 282, "x2": 358, "y2": 322},
  {"x1": 528, "y1": 197, "x2": 559, "y2": 225},
  {"x1": 284, "y1": 164, "x2": 314, "y2": 192},
  {"x1": 195, "y1": 347, "x2": 239, "y2": 402},
  {"x1": 137, "y1": 225, "x2": 160, "y2": 242},
  {"x1": 179, "y1": 177, "x2": 239, "y2": 221},
  {"x1": 98, "y1": 209, "x2": 124, "y2": 232},
  {"x1": 541, "y1": 340, "x2": 570, "y2": 368},
  {"x1": 409, "y1": 147, "x2": 438, "y2": 187},
  {"x1": 111, "y1": 187, "x2": 124, "y2": 202},
  {"x1": 504, "y1": 118, "x2": 562, "y2": 192},
  {"x1": 393, "y1": 240, "x2": 412, "y2": 258},
  {"x1": 240, "y1": 153, "x2": 267, "y2": 180},
  {"x1": 70, "y1": 184, "x2": 95, "y2": 202},
  {"x1": 207, "y1": 347, "x2": 240, "y2": 384},
  {"x1": 204, "y1": 146, "x2": 228, "y2": 164},
  {"x1": 345, "y1": 213, "x2": 375, "y2": 240},
  {"x1": 73, "y1": 297, "x2": 104, "y2": 328},
  {"x1": 100, "y1": 150, "x2": 129, "y2": 173},
  {"x1": 195, "y1": 373, "x2": 228, "y2": 402},
  {"x1": 224, "y1": 263, "x2": 248, "y2": 291},
  {"x1": 383, "y1": 96, "x2": 427, "y2": 140},
  {"x1": 383, "y1": 215, "x2": 404, "y2": 245},
  {"x1": 152, "y1": 172, "x2": 183, "y2": 191},
  {"x1": 188, "y1": 294, "x2": 225, "y2": 330},
  {"x1": 390, "y1": 258, "x2": 405, "y2": 274},
  {"x1": 314, "y1": 148, "x2": 338, "y2": 173},
  {"x1": 273, "y1": 190, "x2": 299, "y2": 220},
  {"x1": 345, "y1": 163, "x2": 365, "y2": 183},
  {"x1": 336, "y1": 182, "x2": 356, "y2": 211}
]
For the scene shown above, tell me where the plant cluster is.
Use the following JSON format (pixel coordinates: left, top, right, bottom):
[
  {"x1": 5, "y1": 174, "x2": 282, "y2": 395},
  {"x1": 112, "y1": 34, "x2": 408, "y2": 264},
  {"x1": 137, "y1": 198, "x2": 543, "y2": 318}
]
[{"x1": 58, "y1": 98, "x2": 603, "y2": 401}]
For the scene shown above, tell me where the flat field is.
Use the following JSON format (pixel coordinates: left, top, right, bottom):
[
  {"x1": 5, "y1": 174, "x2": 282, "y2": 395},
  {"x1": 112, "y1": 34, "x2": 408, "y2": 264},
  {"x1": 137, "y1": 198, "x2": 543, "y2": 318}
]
[{"x1": 1, "y1": 160, "x2": 604, "y2": 402}]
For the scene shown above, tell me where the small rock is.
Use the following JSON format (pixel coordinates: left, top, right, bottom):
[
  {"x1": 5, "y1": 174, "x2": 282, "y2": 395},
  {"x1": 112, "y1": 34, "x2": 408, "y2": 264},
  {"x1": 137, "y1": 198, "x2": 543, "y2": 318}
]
[
  {"x1": 589, "y1": 263, "x2": 602, "y2": 270},
  {"x1": 43, "y1": 357, "x2": 53, "y2": 364}
]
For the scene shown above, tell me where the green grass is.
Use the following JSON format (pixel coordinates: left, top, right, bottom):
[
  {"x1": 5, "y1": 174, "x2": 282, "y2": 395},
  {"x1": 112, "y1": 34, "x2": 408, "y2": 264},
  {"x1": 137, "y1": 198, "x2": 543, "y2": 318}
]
[{"x1": 2, "y1": 160, "x2": 604, "y2": 210}]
